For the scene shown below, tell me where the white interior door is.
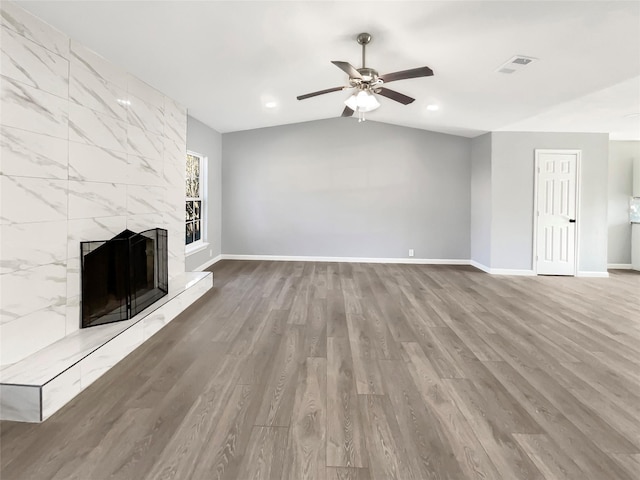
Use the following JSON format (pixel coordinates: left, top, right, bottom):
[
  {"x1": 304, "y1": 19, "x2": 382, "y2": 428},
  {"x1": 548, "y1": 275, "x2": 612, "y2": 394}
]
[{"x1": 535, "y1": 150, "x2": 579, "y2": 275}]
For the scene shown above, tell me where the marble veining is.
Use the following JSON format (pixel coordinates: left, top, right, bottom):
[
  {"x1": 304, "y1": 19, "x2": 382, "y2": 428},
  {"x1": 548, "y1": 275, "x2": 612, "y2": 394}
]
[
  {"x1": 66, "y1": 216, "x2": 128, "y2": 259},
  {"x1": 0, "y1": 220, "x2": 67, "y2": 274},
  {"x1": 68, "y1": 142, "x2": 129, "y2": 184},
  {"x1": 70, "y1": 39, "x2": 126, "y2": 89},
  {"x1": 128, "y1": 95, "x2": 164, "y2": 135},
  {"x1": 65, "y1": 257, "x2": 80, "y2": 302},
  {"x1": 0, "y1": 176, "x2": 68, "y2": 224},
  {"x1": 127, "y1": 124, "x2": 163, "y2": 160},
  {"x1": 80, "y1": 321, "x2": 145, "y2": 388},
  {"x1": 69, "y1": 58, "x2": 127, "y2": 121},
  {"x1": 168, "y1": 229, "x2": 185, "y2": 261},
  {"x1": 1, "y1": 317, "x2": 133, "y2": 385},
  {"x1": 0, "y1": 76, "x2": 69, "y2": 138},
  {"x1": 127, "y1": 74, "x2": 164, "y2": 109},
  {"x1": 1, "y1": 27, "x2": 69, "y2": 98},
  {"x1": 41, "y1": 363, "x2": 81, "y2": 420},
  {"x1": 164, "y1": 158, "x2": 186, "y2": 188},
  {"x1": 128, "y1": 154, "x2": 164, "y2": 186},
  {"x1": 69, "y1": 103, "x2": 128, "y2": 152},
  {"x1": 164, "y1": 135, "x2": 186, "y2": 160},
  {"x1": 165, "y1": 183, "x2": 185, "y2": 205},
  {"x1": 127, "y1": 185, "x2": 167, "y2": 215},
  {"x1": 0, "y1": 304, "x2": 67, "y2": 365},
  {"x1": 0, "y1": 262, "x2": 67, "y2": 322},
  {"x1": 0, "y1": 125, "x2": 68, "y2": 179},
  {"x1": 163, "y1": 207, "x2": 185, "y2": 229},
  {"x1": 126, "y1": 213, "x2": 165, "y2": 234},
  {"x1": 65, "y1": 294, "x2": 80, "y2": 336},
  {"x1": 163, "y1": 97, "x2": 187, "y2": 144},
  {"x1": 68, "y1": 180, "x2": 127, "y2": 219},
  {"x1": 0, "y1": 1, "x2": 69, "y2": 57}
]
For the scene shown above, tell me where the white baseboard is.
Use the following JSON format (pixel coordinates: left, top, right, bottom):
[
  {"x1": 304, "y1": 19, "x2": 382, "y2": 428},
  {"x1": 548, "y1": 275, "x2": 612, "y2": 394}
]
[
  {"x1": 577, "y1": 271, "x2": 610, "y2": 278},
  {"x1": 490, "y1": 268, "x2": 536, "y2": 276},
  {"x1": 469, "y1": 260, "x2": 491, "y2": 273},
  {"x1": 221, "y1": 254, "x2": 470, "y2": 265},
  {"x1": 219, "y1": 255, "x2": 606, "y2": 277},
  {"x1": 470, "y1": 260, "x2": 535, "y2": 276},
  {"x1": 607, "y1": 263, "x2": 632, "y2": 270},
  {"x1": 193, "y1": 254, "x2": 223, "y2": 271}
]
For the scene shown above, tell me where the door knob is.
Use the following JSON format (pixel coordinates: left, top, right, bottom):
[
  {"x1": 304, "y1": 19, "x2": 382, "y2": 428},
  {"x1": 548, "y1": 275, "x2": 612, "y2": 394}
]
[{"x1": 569, "y1": 219, "x2": 576, "y2": 223}]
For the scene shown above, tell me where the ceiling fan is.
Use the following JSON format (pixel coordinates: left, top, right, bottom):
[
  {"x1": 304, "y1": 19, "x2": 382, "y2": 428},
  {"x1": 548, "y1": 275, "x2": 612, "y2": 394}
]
[{"x1": 296, "y1": 32, "x2": 434, "y2": 121}]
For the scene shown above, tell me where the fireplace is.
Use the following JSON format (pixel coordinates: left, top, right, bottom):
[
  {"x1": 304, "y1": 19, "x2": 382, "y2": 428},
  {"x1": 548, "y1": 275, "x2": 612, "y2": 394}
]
[{"x1": 80, "y1": 228, "x2": 168, "y2": 328}]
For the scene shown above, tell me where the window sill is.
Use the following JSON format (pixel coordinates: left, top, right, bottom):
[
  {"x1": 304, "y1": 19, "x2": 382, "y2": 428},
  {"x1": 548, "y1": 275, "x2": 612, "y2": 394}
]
[{"x1": 185, "y1": 241, "x2": 209, "y2": 256}]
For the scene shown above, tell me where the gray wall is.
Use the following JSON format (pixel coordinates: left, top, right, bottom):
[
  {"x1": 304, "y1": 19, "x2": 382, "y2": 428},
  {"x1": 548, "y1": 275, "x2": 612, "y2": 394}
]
[
  {"x1": 222, "y1": 118, "x2": 471, "y2": 259},
  {"x1": 185, "y1": 116, "x2": 222, "y2": 271},
  {"x1": 491, "y1": 132, "x2": 610, "y2": 272},
  {"x1": 470, "y1": 133, "x2": 492, "y2": 267},
  {"x1": 608, "y1": 141, "x2": 638, "y2": 265}
]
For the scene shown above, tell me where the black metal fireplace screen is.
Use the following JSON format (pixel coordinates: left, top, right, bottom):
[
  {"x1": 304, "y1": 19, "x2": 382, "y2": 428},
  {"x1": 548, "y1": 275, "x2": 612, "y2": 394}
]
[{"x1": 80, "y1": 228, "x2": 168, "y2": 328}]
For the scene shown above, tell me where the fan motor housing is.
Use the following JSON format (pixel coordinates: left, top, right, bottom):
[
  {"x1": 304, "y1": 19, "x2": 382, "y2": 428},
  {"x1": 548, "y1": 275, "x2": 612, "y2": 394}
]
[{"x1": 350, "y1": 68, "x2": 382, "y2": 89}]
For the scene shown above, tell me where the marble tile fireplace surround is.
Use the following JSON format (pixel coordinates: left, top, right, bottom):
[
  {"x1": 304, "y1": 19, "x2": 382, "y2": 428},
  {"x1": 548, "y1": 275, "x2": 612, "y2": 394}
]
[{"x1": 0, "y1": 2, "x2": 211, "y2": 421}]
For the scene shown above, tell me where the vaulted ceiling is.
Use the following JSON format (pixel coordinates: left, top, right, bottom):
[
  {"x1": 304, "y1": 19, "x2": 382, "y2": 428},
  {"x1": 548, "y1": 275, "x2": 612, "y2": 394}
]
[{"x1": 18, "y1": 0, "x2": 640, "y2": 139}]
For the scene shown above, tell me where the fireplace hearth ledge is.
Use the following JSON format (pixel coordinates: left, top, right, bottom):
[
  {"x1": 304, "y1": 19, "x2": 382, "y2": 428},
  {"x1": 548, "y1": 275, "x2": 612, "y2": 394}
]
[{"x1": 0, "y1": 271, "x2": 213, "y2": 422}]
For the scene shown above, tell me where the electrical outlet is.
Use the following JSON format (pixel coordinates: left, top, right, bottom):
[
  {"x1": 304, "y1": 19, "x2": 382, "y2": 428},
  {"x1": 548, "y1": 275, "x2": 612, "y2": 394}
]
[
  {"x1": 209, "y1": 249, "x2": 213, "y2": 258},
  {"x1": 409, "y1": 249, "x2": 414, "y2": 257}
]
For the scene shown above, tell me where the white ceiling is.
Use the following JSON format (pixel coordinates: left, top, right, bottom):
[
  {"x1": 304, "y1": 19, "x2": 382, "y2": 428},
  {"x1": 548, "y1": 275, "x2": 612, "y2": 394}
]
[{"x1": 17, "y1": 0, "x2": 640, "y2": 139}]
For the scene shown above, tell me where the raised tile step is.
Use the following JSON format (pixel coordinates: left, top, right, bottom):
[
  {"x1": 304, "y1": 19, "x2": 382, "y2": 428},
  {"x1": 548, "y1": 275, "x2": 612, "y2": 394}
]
[{"x1": 0, "y1": 271, "x2": 212, "y2": 422}]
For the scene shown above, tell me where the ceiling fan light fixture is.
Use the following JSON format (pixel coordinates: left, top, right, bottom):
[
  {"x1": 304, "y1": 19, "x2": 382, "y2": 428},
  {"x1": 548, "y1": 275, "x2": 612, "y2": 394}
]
[{"x1": 344, "y1": 90, "x2": 380, "y2": 113}]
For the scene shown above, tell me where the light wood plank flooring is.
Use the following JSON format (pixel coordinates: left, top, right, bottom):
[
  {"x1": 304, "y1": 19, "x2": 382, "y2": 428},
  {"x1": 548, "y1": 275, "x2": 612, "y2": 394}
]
[{"x1": 1, "y1": 261, "x2": 639, "y2": 480}]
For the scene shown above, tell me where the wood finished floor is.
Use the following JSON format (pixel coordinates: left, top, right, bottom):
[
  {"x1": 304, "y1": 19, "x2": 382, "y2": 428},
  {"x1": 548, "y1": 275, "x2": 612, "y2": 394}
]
[{"x1": 1, "y1": 260, "x2": 639, "y2": 480}]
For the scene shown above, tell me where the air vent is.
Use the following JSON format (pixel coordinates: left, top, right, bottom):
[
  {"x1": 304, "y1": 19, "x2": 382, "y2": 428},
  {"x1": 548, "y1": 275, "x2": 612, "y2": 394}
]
[
  {"x1": 497, "y1": 55, "x2": 538, "y2": 74},
  {"x1": 512, "y1": 57, "x2": 533, "y2": 65}
]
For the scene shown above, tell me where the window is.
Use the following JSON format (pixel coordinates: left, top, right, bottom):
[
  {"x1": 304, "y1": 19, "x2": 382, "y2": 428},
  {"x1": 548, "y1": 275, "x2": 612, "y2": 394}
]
[{"x1": 185, "y1": 151, "x2": 205, "y2": 248}]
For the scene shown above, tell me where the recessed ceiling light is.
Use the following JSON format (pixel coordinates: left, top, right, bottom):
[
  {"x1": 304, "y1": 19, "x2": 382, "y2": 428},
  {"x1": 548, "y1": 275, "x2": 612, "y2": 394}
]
[
  {"x1": 265, "y1": 101, "x2": 277, "y2": 108},
  {"x1": 426, "y1": 104, "x2": 439, "y2": 111}
]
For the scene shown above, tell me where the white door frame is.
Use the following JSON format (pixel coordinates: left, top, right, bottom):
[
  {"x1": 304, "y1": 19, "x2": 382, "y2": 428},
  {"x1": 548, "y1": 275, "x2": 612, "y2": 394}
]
[{"x1": 532, "y1": 149, "x2": 582, "y2": 276}]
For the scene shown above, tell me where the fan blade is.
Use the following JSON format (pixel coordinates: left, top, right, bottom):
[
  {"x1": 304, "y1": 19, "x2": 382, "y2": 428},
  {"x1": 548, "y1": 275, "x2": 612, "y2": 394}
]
[
  {"x1": 380, "y1": 66, "x2": 434, "y2": 83},
  {"x1": 297, "y1": 86, "x2": 345, "y2": 100},
  {"x1": 331, "y1": 61, "x2": 362, "y2": 79},
  {"x1": 341, "y1": 106, "x2": 354, "y2": 117},
  {"x1": 376, "y1": 87, "x2": 415, "y2": 105}
]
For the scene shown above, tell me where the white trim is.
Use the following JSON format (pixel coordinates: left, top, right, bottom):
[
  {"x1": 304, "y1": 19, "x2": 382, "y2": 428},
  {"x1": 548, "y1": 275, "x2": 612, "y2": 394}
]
[
  {"x1": 470, "y1": 260, "x2": 534, "y2": 276},
  {"x1": 608, "y1": 263, "x2": 632, "y2": 270},
  {"x1": 470, "y1": 260, "x2": 491, "y2": 273},
  {"x1": 185, "y1": 241, "x2": 209, "y2": 256},
  {"x1": 221, "y1": 254, "x2": 470, "y2": 265},
  {"x1": 220, "y1": 255, "x2": 585, "y2": 276},
  {"x1": 576, "y1": 271, "x2": 610, "y2": 278},
  {"x1": 490, "y1": 268, "x2": 536, "y2": 276},
  {"x1": 192, "y1": 254, "x2": 223, "y2": 272},
  {"x1": 533, "y1": 149, "x2": 581, "y2": 276},
  {"x1": 185, "y1": 150, "x2": 207, "y2": 249}
]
